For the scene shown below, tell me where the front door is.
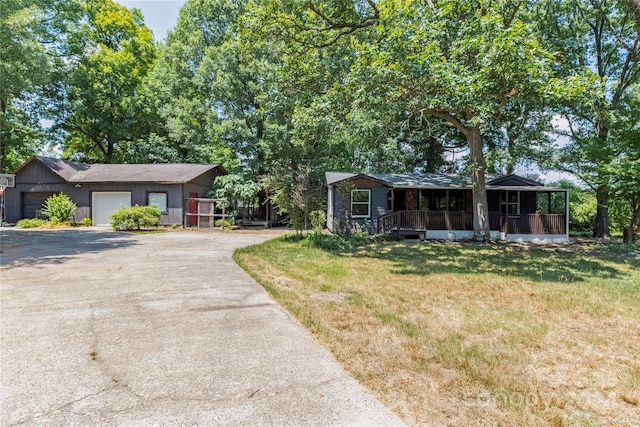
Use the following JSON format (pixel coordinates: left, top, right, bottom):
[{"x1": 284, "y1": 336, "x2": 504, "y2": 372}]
[{"x1": 189, "y1": 192, "x2": 198, "y2": 226}]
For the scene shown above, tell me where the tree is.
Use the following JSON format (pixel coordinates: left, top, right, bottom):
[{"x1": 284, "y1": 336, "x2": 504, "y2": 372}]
[
  {"x1": 547, "y1": 180, "x2": 597, "y2": 232},
  {"x1": 625, "y1": 0, "x2": 640, "y2": 24},
  {"x1": 145, "y1": 0, "x2": 263, "y2": 168},
  {"x1": 0, "y1": 0, "x2": 82, "y2": 171},
  {"x1": 52, "y1": 0, "x2": 156, "y2": 163},
  {"x1": 209, "y1": 173, "x2": 261, "y2": 212},
  {"x1": 608, "y1": 86, "x2": 640, "y2": 242},
  {"x1": 540, "y1": 0, "x2": 640, "y2": 238}
]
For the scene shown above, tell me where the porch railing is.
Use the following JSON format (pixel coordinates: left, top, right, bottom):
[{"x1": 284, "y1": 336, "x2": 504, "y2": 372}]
[
  {"x1": 506, "y1": 214, "x2": 566, "y2": 235},
  {"x1": 426, "y1": 211, "x2": 474, "y2": 230},
  {"x1": 378, "y1": 210, "x2": 428, "y2": 234},
  {"x1": 377, "y1": 211, "x2": 565, "y2": 235}
]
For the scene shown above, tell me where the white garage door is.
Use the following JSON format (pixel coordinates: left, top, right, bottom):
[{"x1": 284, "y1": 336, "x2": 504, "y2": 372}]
[{"x1": 92, "y1": 192, "x2": 131, "y2": 226}]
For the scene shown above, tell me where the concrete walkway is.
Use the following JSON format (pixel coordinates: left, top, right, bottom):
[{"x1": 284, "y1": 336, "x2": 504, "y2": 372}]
[{"x1": 1, "y1": 228, "x2": 403, "y2": 426}]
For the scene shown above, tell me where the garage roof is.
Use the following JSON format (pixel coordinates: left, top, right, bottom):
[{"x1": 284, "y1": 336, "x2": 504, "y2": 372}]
[{"x1": 21, "y1": 156, "x2": 226, "y2": 184}]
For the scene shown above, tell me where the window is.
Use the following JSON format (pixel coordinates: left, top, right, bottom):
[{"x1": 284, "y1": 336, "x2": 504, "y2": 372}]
[
  {"x1": 148, "y1": 192, "x2": 168, "y2": 213},
  {"x1": 507, "y1": 192, "x2": 520, "y2": 216},
  {"x1": 351, "y1": 189, "x2": 371, "y2": 218},
  {"x1": 448, "y1": 190, "x2": 466, "y2": 211},
  {"x1": 433, "y1": 190, "x2": 447, "y2": 210}
]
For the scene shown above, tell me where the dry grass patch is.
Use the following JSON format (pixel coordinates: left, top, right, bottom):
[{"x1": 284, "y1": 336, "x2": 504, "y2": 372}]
[{"x1": 234, "y1": 238, "x2": 640, "y2": 426}]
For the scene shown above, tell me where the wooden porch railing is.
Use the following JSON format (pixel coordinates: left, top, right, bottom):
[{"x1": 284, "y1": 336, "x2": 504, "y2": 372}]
[
  {"x1": 378, "y1": 210, "x2": 428, "y2": 234},
  {"x1": 377, "y1": 211, "x2": 565, "y2": 235},
  {"x1": 426, "y1": 211, "x2": 474, "y2": 230},
  {"x1": 507, "y1": 214, "x2": 566, "y2": 234}
]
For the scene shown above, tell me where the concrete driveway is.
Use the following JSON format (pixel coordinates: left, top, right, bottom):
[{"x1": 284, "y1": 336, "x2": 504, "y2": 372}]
[{"x1": 0, "y1": 228, "x2": 403, "y2": 426}]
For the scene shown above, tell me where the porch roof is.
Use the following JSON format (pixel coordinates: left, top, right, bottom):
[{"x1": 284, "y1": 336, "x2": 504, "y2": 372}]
[{"x1": 325, "y1": 171, "x2": 468, "y2": 188}]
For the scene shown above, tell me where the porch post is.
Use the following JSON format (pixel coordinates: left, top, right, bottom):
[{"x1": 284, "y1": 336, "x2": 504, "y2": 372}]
[
  {"x1": 565, "y1": 189, "x2": 570, "y2": 239},
  {"x1": 391, "y1": 189, "x2": 395, "y2": 212},
  {"x1": 502, "y1": 191, "x2": 509, "y2": 239}
]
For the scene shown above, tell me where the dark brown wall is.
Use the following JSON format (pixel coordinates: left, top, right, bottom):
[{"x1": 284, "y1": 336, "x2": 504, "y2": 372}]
[{"x1": 4, "y1": 163, "x2": 226, "y2": 225}]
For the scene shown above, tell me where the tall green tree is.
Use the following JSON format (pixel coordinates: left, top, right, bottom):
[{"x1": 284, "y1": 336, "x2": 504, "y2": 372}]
[
  {"x1": 52, "y1": 0, "x2": 156, "y2": 163},
  {"x1": 541, "y1": 0, "x2": 640, "y2": 238},
  {"x1": 0, "y1": 0, "x2": 81, "y2": 171},
  {"x1": 608, "y1": 86, "x2": 640, "y2": 242},
  {"x1": 146, "y1": 0, "x2": 261, "y2": 168}
]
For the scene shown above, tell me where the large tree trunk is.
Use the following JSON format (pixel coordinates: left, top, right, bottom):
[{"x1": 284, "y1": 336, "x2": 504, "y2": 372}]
[
  {"x1": 0, "y1": 96, "x2": 6, "y2": 172},
  {"x1": 468, "y1": 126, "x2": 491, "y2": 241},
  {"x1": 624, "y1": 218, "x2": 637, "y2": 243},
  {"x1": 592, "y1": 110, "x2": 612, "y2": 238},
  {"x1": 593, "y1": 185, "x2": 611, "y2": 238},
  {"x1": 624, "y1": 197, "x2": 639, "y2": 243},
  {"x1": 432, "y1": 111, "x2": 492, "y2": 242}
]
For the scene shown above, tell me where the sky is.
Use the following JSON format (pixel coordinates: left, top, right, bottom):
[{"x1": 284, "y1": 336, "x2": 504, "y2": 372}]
[{"x1": 116, "y1": 0, "x2": 186, "y2": 40}]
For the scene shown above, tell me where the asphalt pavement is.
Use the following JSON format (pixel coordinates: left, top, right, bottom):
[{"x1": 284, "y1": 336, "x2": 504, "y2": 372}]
[{"x1": 0, "y1": 228, "x2": 404, "y2": 426}]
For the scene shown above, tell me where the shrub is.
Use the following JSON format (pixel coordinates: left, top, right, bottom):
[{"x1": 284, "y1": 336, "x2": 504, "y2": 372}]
[
  {"x1": 288, "y1": 208, "x2": 305, "y2": 233},
  {"x1": 41, "y1": 193, "x2": 77, "y2": 223},
  {"x1": 304, "y1": 233, "x2": 345, "y2": 251},
  {"x1": 283, "y1": 232, "x2": 306, "y2": 242},
  {"x1": 82, "y1": 217, "x2": 92, "y2": 227},
  {"x1": 310, "y1": 210, "x2": 326, "y2": 234},
  {"x1": 16, "y1": 218, "x2": 48, "y2": 228},
  {"x1": 215, "y1": 218, "x2": 235, "y2": 227},
  {"x1": 110, "y1": 205, "x2": 162, "y2": 231},
  {"x1": 351, "y1": 221, "x2": 372, "y2": 238}
]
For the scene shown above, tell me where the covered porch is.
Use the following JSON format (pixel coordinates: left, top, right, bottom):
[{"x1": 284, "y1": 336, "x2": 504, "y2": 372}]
[
  {"x1": 325, "y1": 172, "x2": 569, "y2": 243},
  {"x1": 378, "y1": 186, "x2": 569, "y2": 242}
]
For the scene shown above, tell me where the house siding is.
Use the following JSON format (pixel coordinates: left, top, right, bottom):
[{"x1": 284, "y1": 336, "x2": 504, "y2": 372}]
[
  {"x1": 327, "y1": 186, "x2": 334, "y2": 231},
  {"x1": 328, "y1": 179, "x2": 388, "y2": 232},
  {"x1": 14, "y1": 160, "x2": 67, "y2": 185}
]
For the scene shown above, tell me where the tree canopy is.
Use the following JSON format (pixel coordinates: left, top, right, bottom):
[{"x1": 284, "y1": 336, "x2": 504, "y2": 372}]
[{"x1": 3, "y1": 0, "x2": 639, "y2": 236}]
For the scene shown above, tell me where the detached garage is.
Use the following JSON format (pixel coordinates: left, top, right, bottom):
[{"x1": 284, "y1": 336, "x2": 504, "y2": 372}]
[{"x1": 3, "y1": 156, "x2": 226, "y2": 226}]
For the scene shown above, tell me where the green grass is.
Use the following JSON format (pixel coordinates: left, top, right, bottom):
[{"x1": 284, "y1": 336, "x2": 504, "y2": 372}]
[{"x1": 235, "y1": 237, "x2": 640, "y2": 426}]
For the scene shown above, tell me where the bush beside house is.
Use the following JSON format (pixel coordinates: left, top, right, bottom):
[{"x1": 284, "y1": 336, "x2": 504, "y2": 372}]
[{"x1": 110, "y1": 205, "x2": 162, "y2": 231}]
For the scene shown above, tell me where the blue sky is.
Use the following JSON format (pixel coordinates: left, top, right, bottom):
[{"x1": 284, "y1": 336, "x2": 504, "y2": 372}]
[{"x1": 116, "y1": 0, "x2": 186, "y2": 40}]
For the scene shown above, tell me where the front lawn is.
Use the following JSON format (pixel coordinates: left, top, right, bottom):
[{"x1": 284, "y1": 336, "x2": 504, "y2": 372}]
[{"x1": 234, "y1": 237, "x2": 640, "y2": 426}]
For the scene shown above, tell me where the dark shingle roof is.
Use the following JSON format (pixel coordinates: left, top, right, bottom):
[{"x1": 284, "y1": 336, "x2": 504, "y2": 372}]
[
  {"x1": 325, "y1": 171, "x2": 470, "y2": 188},
  {"x1": 372, "y1": 173, "x2": 471, "y2": 188},
  {"x1": 326, "y1": 171, "x2": 560, "y2": 190},
  {"x1": 32, "y1": 156, "x2": 225, "y2": 184}
]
